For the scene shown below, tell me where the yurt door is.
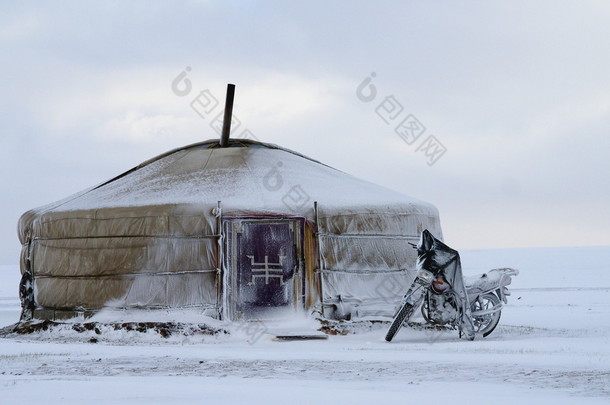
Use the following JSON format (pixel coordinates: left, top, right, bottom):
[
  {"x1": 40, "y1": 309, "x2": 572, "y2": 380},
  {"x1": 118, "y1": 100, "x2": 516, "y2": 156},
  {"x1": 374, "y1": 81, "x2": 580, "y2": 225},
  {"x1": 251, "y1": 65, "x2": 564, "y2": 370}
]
[{"x1": 223, "y1": 218, "x2": 303, "y2": 320}]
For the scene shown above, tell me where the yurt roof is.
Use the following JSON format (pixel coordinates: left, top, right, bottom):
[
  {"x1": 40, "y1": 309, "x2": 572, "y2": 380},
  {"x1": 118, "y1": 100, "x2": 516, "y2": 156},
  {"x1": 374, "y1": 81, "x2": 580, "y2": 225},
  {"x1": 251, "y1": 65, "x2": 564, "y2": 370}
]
[
  {"x1": 18, "y1": 139, "x2": 441, "y2": 243},
  {"x1": 29, "y1": 139, "x2": 436, "y2": 213}
]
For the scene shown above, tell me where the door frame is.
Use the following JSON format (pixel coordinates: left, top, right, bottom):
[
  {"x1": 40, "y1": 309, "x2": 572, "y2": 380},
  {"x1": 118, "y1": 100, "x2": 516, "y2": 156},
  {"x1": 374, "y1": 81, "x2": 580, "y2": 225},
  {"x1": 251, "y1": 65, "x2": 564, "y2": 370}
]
[{"x1": 221, "y1": 216, "x2": 305, "y2": 321}]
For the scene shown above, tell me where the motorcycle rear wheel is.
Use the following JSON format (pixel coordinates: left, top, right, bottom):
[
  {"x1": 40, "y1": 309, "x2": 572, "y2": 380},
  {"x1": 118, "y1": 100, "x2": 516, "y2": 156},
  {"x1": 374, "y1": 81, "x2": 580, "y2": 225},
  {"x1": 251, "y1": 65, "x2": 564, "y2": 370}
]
[
  {"x1": 471, "y1": 293, "x2": 501, "y2": 337},
  {"x1": 385, "y1": 303, "x2": 415, "y2": 342}
]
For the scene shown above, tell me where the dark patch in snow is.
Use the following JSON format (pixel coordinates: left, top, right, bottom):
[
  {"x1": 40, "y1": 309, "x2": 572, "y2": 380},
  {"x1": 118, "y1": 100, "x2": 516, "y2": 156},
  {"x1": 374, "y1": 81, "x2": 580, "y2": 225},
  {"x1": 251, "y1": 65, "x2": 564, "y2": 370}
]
[
  {"x1": 0, "y1": 320, "x2": 228, "y2": 340},
  {"x1": 317, "y1": 318, "x2": 389, "y2": 335}
]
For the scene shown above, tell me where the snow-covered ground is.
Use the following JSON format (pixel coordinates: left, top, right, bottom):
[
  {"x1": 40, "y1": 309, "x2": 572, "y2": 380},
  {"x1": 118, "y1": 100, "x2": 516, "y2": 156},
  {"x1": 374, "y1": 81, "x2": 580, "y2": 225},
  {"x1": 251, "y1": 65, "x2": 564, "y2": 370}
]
[{"x1": 1, "y1": 247, "x2": 609, "y2": 404}]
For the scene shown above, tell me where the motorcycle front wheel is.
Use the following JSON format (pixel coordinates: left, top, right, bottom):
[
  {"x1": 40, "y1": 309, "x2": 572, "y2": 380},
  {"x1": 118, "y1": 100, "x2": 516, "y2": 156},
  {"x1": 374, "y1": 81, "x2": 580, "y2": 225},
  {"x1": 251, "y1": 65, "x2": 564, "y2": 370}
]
[
  {"x1": 471, "y1": 293, "x2": 501, "y2": 337},
  {"x1": 385, "y1": 303, "x2": 415, "y2": 342}
]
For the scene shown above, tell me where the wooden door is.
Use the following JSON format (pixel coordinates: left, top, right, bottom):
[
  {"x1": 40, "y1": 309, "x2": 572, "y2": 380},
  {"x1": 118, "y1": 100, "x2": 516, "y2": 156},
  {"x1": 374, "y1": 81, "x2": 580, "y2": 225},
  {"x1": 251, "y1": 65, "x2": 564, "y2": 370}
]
[{"x1": 224, "y1": 218, "x2": 303, "y2": 320}]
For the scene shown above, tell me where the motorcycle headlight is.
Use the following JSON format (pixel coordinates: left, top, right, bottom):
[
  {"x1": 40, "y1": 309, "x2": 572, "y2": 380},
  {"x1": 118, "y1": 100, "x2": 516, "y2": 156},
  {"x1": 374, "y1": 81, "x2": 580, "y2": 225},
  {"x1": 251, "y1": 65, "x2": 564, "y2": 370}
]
[{"x1": 431, "y1": 278, "x2": 450, "y2": 293}]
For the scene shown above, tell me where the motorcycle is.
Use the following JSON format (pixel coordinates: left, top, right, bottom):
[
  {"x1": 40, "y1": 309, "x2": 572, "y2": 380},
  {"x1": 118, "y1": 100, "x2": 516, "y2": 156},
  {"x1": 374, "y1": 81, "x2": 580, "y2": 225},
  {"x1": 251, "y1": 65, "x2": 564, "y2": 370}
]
[{"x1": 385, "y1": 230, "x2": 518, "y2": 342}]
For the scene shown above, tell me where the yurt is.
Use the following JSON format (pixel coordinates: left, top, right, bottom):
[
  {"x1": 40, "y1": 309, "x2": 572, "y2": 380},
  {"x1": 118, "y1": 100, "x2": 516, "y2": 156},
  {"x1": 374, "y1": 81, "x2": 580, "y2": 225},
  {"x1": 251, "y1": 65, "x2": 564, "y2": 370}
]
[{"x1": 17, "y1": 138, "x2": 443, "y2": 322}]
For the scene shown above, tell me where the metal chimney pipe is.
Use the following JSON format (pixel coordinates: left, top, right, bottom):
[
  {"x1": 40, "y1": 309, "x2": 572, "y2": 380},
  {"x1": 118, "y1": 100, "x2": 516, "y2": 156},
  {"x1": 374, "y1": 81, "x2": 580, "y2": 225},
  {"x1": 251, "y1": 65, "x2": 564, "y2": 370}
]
[{"x1": 219, "y1": 83, "x2": 235, "y2": 147}]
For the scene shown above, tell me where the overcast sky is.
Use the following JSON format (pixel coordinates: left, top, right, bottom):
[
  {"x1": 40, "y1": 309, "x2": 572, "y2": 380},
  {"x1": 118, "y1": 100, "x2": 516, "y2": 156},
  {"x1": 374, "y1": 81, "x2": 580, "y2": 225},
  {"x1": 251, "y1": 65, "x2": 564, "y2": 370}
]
[{"x1": 1, "y1": 1, "x2": 609, "y2": 264}]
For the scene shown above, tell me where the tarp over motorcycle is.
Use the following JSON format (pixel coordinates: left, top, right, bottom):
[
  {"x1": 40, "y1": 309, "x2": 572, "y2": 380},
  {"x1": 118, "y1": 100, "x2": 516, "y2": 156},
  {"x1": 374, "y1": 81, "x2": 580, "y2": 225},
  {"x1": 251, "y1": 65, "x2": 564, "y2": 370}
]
[
  {"x1": 17, "y1": 139, "x2": 444, "y2": 322},
  {"x1": 418, "y1": 230, "x2": 475, "y2": 339}
]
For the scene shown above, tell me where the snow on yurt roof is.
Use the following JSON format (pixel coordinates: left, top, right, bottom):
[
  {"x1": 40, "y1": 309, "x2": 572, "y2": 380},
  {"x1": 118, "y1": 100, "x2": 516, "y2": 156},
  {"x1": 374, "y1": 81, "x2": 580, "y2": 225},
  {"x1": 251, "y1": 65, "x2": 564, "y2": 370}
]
[
  {"x1": 29, "y1": 139, "x2": 437, "y2": 215},
  {"x1": 18, "y1": 139, "x2": 442, "y2": 244}
]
